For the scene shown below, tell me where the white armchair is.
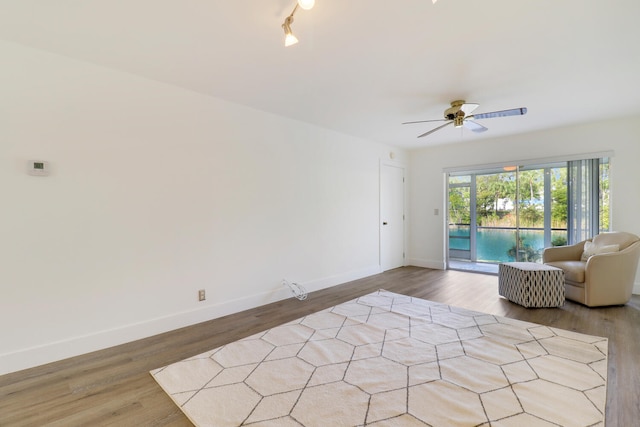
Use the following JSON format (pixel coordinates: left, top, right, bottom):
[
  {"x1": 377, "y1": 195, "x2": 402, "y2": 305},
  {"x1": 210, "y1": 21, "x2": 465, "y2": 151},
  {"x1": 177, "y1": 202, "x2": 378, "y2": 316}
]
[{"x1": 543, "y1": 231, "x2": 640, "y2": 307}]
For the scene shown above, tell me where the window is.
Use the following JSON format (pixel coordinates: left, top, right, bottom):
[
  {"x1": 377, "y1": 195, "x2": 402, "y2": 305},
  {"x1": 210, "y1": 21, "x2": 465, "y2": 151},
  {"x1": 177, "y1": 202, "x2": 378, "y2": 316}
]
[{"x1": 446, "y1": 155, "x2": 610, "y2": 268}]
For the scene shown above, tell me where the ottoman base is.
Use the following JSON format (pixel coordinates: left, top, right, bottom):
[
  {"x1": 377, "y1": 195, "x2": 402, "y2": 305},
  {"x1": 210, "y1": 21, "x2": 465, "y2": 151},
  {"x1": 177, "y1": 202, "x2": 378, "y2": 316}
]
[{"x1": 499, "y1": 262, "x2": 565, "y2": 308}]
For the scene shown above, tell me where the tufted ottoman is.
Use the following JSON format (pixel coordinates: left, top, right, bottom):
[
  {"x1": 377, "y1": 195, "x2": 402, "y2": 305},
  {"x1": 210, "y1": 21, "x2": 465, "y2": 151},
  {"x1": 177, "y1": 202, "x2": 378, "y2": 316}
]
[{"x1": 498, "y1": 262, "x2": 565, "y2": 308}]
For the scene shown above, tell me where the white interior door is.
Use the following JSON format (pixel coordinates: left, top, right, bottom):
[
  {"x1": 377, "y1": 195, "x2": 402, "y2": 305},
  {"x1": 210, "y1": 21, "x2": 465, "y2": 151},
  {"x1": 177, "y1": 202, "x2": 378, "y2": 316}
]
[{"x1": 381, "y1": 163, "x2": 405, "y2": 271}]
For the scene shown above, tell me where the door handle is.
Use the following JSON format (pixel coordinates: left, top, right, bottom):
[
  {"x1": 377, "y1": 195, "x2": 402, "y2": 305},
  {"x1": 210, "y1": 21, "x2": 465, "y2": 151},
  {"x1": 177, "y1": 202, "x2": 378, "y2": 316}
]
[{"x1": 383, "y1": 222, "x2": 388, "y2": 225}]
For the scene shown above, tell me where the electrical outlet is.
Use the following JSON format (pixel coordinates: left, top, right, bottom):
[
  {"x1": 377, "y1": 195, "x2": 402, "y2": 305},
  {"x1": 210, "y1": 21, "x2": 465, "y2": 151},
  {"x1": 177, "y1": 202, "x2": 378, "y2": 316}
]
[{"x1": 198, "y1": 289, "x2": 206, "y2": 301}]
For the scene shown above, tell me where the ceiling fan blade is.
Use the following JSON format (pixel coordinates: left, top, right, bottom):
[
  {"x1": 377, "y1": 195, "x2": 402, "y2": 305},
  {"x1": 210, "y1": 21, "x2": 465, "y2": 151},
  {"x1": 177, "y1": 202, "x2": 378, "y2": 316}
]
[
  {"x1": 463, "y1": 119, "x2": 488, "y2": 133},
  {"x1": 460, "y1": 103, "x2": 479, "y2": 115},
  {"x1": 472, "y1": 107, "x2": 527, "y2": 120},
  {"x1": 403, "y1": 119, "x2": 448, "y2": 125},
  {"x1": 417, "y1": 121, "x2": 453, "y2": 138}
]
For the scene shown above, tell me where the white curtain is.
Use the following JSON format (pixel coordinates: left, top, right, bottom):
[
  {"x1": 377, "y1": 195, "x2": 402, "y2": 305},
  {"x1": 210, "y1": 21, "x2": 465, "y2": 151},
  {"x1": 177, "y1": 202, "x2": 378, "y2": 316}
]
[{"x1": 567, "y1": 159, "x2": 599, "y2": 244}]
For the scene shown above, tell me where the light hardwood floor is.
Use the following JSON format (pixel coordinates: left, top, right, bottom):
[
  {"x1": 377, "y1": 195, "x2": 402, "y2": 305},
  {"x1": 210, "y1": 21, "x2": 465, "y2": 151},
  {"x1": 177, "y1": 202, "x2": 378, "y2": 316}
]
[{"x1": 1, "y1": 267, "x2": 638, "y2": 426}]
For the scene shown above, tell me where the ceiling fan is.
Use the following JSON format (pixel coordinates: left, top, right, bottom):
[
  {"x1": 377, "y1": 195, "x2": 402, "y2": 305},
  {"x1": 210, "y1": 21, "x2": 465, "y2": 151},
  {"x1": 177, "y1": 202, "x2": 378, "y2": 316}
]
[{"x1": 403, "y1": 100, "x2": 527, "y2": 138}]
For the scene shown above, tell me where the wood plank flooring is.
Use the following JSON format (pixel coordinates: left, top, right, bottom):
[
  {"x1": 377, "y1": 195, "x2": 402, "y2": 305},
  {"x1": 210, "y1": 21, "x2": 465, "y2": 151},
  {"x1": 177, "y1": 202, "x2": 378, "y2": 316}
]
[{"x1": 1, "y1": 267, "x2": 638, "y2": 426}]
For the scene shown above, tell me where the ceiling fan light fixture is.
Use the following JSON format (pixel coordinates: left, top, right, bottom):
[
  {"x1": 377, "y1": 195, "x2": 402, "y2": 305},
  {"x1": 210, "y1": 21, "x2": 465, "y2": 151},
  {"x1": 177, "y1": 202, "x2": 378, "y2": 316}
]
[
  {"x1": 297, "y1": 0, "x2": 315, "y2": 10},
  {"x1": 402, "y1": 100, "x2": 527, "y2": 139}
]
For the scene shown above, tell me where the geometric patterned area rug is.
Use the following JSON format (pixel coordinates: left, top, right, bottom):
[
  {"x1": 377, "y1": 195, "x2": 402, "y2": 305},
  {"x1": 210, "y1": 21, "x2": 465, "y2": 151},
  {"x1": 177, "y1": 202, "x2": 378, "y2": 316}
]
[{"x1": 150, "y1": 290, "x2": 608, "y2": 426}]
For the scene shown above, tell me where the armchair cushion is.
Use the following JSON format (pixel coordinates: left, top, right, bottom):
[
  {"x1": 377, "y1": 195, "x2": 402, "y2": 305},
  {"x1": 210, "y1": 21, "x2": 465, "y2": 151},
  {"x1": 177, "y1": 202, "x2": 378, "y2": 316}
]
[
  {"x1": 545, "y1": 260, "x2": 586, "y2": 283},
  {"x1": 580, "y1": 242, "x2": 619, "y2": 261}
]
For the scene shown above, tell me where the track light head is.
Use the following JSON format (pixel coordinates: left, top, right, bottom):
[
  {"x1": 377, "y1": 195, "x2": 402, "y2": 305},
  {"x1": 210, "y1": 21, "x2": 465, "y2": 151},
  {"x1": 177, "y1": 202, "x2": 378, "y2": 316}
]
[
  {"x1": 282, "y1": 15, "x2": 298, "y2": 47},
  {"x1": 297, "y1": 0, "x2": 315, "y2": 10}
]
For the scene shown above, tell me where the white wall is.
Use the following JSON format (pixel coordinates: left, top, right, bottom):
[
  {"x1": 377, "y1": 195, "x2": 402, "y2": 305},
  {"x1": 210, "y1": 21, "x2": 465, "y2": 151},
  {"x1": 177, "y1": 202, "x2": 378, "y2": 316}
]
[
  {"x1": 0, "y1": 41, "x2": 406, "y2": 375},
  {"x1": 408, "y1": 116, "x2": 640, "y2": 293}
]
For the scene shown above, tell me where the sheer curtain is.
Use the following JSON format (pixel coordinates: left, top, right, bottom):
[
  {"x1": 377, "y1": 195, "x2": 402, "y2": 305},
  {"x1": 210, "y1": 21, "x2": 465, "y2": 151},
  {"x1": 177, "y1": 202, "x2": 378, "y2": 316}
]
[{"x1": 567, "y1": 159, "x2": 599, "y2": 244}]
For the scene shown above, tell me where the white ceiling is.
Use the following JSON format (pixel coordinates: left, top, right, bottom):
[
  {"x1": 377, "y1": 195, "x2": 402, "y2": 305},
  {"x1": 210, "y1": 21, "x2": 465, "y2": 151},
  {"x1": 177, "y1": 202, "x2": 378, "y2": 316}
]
[{"x1": 1, "y1": 0, "x2": 639, "y2": 149}]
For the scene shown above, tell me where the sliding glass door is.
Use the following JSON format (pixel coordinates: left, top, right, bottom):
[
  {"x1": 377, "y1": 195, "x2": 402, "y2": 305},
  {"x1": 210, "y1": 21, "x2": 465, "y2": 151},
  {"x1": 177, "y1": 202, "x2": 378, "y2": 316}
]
[{"x1": 447, "y1": 157, "x2": 609, "y2": 269}]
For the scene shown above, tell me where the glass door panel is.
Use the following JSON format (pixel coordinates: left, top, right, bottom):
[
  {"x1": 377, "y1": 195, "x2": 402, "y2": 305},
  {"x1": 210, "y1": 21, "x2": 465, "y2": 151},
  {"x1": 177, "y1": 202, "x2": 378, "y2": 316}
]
[
  {"x1": 516, "y1": 168, "x2": 545, "y2": 262},
  {"x1": 599, "y1": 159, "x2": 610, "y2": 233},
  {"x1": 448, "y1": 176, "x2": 471, "y2": 260},
  {"x1": 475, "y1": 170, "x2": 517, "y2": 263},
  {"x1": 550, "y1": 166, "x2": 568, "y2": 246}
]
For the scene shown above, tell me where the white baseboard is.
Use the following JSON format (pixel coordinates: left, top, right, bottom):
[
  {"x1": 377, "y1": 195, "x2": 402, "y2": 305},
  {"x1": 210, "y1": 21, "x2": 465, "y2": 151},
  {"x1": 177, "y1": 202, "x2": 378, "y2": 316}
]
[
  {"x1": 302, "y1": 265, "x2": 383, "y2": 293},
  {"x1": 0, "y1": 265, "x2": 381, "y2": 376},
  {"x1": 406, "y1": 258, "x2": 445, "y2": 270}
]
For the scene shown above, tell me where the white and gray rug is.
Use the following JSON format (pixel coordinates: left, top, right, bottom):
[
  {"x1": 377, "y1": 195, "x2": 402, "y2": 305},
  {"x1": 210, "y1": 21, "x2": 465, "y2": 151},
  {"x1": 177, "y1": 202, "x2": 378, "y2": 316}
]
[{"x1": 151, "y1": 290, "x2": 608, "y2": 426}]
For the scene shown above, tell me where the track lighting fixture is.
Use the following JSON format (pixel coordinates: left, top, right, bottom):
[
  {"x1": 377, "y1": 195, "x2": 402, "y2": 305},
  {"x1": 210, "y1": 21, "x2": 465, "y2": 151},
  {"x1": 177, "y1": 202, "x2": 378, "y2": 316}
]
[
  {"x1": 281, "y1": 1, "x2": 444, "y2": 47},
  {"x1": 282, "y1": 13, "x2": 298, "y2": 47},
  {"x1": 281, "y1": 0, "x2": 315, "y2": 47}
]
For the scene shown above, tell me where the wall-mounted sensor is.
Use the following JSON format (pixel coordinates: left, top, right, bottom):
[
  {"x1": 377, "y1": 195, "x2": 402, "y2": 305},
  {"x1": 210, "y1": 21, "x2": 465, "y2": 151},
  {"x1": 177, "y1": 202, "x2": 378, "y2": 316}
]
[{"x1": 28, "y1": 160, "x2": 50, "y2": 176}]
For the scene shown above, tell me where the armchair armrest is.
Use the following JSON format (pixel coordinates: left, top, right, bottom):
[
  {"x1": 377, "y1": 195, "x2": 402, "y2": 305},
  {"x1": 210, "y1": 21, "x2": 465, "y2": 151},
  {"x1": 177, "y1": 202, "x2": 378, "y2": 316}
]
[{"x1": 543, "y1": 241, "x2": 587, "y2": 263}]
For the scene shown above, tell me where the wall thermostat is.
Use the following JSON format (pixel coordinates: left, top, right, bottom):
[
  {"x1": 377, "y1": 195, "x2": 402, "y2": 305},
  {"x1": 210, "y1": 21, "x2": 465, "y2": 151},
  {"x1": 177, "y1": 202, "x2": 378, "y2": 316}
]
[{"x1": 28, "y1": 160, "x2": 50, "y2": 176}]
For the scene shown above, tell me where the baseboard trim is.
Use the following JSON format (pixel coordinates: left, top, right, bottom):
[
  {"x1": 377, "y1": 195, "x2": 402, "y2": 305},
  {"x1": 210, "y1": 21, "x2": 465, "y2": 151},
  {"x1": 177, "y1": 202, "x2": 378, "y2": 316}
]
[
  {"x1": 0, "y1": 265, "x2": 381, "y2": 376},
  {"x1": 406, "y1": 258, "x2": 445, "y2": 270},
  {"x1": 303, "y1": 265, "x2": 383, "y2": 293}
]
